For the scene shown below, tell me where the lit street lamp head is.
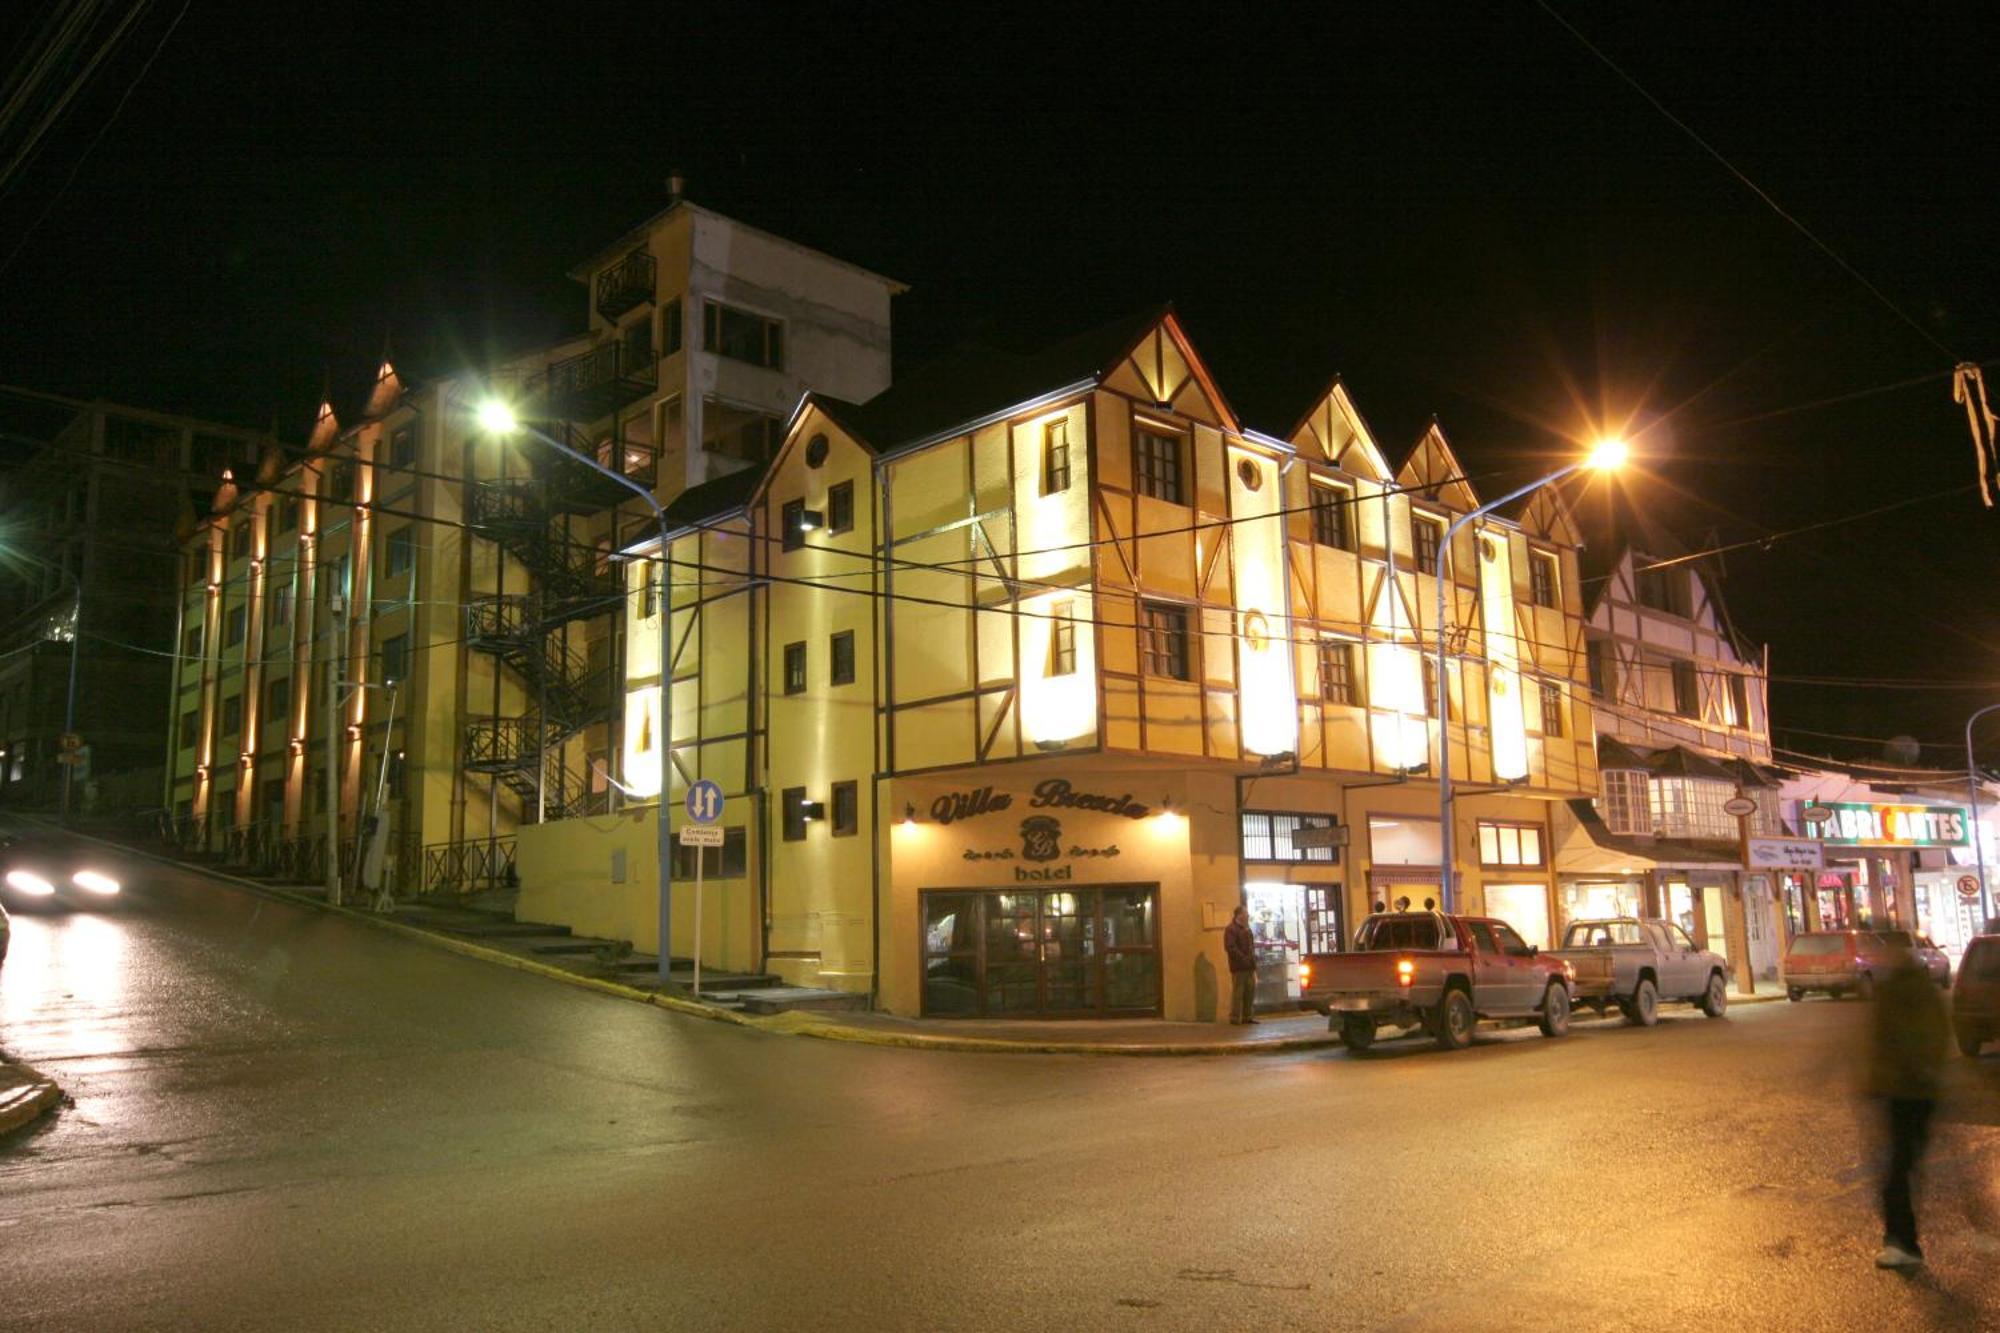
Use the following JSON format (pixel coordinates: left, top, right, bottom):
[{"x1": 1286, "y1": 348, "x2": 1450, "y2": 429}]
[
  {"x1": 1588, "y1": 437, "x2": 1630, "y2": 470},
  {"x1": 476, "y1": 398, "x2": 519, "y2": 435}
]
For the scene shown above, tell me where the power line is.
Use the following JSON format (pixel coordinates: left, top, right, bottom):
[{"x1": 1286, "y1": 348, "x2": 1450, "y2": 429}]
[
  {"x1": 1534, "y1": 0, "x2": 1960, "y2": 364},
  {"x1": 1631, "y1": 483, "x2": 1980, "y2": 573}
]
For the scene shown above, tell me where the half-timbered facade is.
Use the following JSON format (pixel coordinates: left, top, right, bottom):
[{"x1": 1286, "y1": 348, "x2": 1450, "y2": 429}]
[{"x1": 529, "y1": 310, "x2": 1604, "y2": 1019}]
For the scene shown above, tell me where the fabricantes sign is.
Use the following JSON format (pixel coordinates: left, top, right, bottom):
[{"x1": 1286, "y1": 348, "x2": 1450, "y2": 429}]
[
  {"x1": 1817, "y1": 801, "x2": 1969, "y2": 848},
  {"x1": 1748, "y1": 837, "x2": 1824, "y2": 870}
]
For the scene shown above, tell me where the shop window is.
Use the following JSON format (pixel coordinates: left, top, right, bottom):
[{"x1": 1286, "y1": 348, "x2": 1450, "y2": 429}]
[
  {"x1": 1132, "y1": 424, "x2": 1185, "y2": 504},
  {"x1": 380, "y1": 633, "x2": 408, "y2": 685},
  {"x1": 1368, "y1": 815, "x2": 1440, "y2": 866},
  {"x1": 672, "y1": 826, "x2": 747, "y2": 877},
  {"x1": 703, "y1": 300, "x2": 783, "y2": 369},
  {"x1": 384, "y1": 526, "x2": 413, "y2": 577},
  {"x1": 1538, "y1": 680, "x2": 1564, "y2": 737},
  {"x1": 178, "y1": 710, "x2": 198, "y2": 750},
  {"x1": 921, "y1": 888, "x2": 1160, "y2": 1018},
  {"x1": 827, "y1": 480, "x2": 854, "y2": 535},
  {"x1": 1411, "y1": 513, "x2": 1444, "y2": 571},
  {"x1": 1140, "y1": 601, "x2": 1191, "y2": 680},
  {"x1": 781, "y1": 787, "x2": 807, "y2": 841},
  {"x1": 1042, "y1": 419, "x2": 1071, "y2": 494},
  {"x1": 1310, "y1": 482, "x2": 1353, "y2": 550},
  {"x1": 1670, "y1": 659, "x2": 1701, "y2": 718},
  {"x1": 831, "y1": 780, "x2": 858, "y2": 836},
  {"x1": 1048, "y1": 600, "x2": 1077, "y2": 676},
  {"x1": 783, "y1": 641, "x2": 807, "y2": 695},
  {"x1": 1728, "y1": 672, "x2": 1751, "y2": 728},
  {"x1": 1318, "y1": 639, "x2": 1356, "y2": 705},
  {"x1": 781, "y1": 498, "x2": 806, "y2": 552},
  {"x1": 1240, "y1": 811, "x2": 1338, "y2": 864},
  {"x1": 264, "y1": 675, "x2": 290, "y2": 724},
  {"x1": 830, "y1": 631, "x2": 855, "y2": 687},
  {"x1": 224, "y1": 603, "x2": 247, "y2": 647},
  {"x1": 1303, "y1": 887, "x2": 1344, "y2": 955},
  {"x1": 1598, "y1": 769, "x2": 1651, "y2": 835},
  {"x1": 1529, "y1": 550, "x2": 1559, "y2": 609},
  {"x1": 1477, "y1": 821, "x2": 1545, "y2": 868}
]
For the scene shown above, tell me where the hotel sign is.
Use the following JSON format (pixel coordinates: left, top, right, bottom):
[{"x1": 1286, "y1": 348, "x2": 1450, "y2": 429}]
[{"x1": 1817, "y1": 802, "x2": 1969, "y2": 848}]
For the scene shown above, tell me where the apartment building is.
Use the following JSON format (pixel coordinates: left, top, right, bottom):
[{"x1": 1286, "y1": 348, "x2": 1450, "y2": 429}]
[
  {"x1": 162, "y1": 197, "x2": 901, "y2": 894},
  {"x1": 516, "y1": 309, "x2": 1604, "y2": 1020},
  {"x1": 0, "y1": 393, "x2": 266, "y2": 812},
  {"x1": 1555, "y1": 545, "x2": 1786, "y2": 987}
]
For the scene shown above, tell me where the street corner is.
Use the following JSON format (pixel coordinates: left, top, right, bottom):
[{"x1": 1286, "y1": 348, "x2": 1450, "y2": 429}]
[{"x1": 0, "y1": 1054, "x2": 65, "y2": 1140}]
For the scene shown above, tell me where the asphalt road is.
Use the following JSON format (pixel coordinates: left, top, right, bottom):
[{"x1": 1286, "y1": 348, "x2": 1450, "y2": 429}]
[{"x1": 3, "y1": 828, "x2": 1999, "y2": 1331}]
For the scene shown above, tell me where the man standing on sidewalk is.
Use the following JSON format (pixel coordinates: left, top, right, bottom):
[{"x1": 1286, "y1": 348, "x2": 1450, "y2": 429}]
[{"x1": 1225, "y1": 904, "x2": 1258, "y2": 1025}]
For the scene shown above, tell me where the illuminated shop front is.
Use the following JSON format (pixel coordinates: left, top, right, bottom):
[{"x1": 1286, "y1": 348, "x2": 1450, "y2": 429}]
[{"x1": 1806, "y1": 798, "x2": 1972, "y2": 945}]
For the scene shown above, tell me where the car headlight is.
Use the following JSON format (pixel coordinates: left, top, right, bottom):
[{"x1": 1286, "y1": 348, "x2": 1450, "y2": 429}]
[
  {"x1": 71, "y1": 870, "x2": 121, "y2": 895},
  {"x1": 5, "y1": 869, "x2": 55, "y2": 896}
]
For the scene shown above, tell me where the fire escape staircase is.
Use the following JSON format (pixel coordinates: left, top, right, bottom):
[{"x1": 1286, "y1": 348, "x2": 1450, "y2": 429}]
[{"x1": 463, "y1": 594, "x2": 614, "y2": 819}]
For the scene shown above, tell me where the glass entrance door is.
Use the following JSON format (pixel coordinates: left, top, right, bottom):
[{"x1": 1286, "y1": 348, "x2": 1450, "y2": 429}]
[{"x1": 921, "y1": 886, "x2": 1161, "y2": 1018}]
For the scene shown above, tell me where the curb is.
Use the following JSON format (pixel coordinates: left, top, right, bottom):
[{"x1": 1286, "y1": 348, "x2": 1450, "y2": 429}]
[
  {"x1": 0, "y1": 1058, "x2": 63, "y2": 1138},
  {"x1": 56, "y1": 829, "x2": 1326, "y2": 1057}
]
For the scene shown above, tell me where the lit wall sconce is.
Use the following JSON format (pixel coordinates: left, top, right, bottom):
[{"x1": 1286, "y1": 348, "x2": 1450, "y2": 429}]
[
  {"x1": 795, "y1": 509, "x2": 825, "y2": 534},
  {"x1": 345, "y1": 723, "x2": 361, "y2": 740},
  {"x1": 249, "y1": 558, "x2": 262, "y2": 571},
  {"x1": 206, "y1": 581, "x2": 221, "y2": 593},
  {"x1": 195, "y1": 764, "x2": 210, "y2": 779},
  {"x1": 902, "y1": 802, "x2": 917, "y2": 826},
  {"x1": 299, "y1": 532, "x2": 315, "y2": 547},
  {"x1": 1032, "y1": 738, "x2": 1069, "y2": 752},
  {"x1": 801, "y1": 799, "x2": 827, "y2": 821},
  {"x1": 239, "y1": 752, "x2": 253, "y2": 764},
  {"x1": 288, "y1": 737, "x2": 304, "y2": 755}
]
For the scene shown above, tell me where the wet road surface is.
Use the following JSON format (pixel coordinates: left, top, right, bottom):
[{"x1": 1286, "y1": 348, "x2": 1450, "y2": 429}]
[{"x1": 3, "y1": 827, "x2": 1999, "y2": 1330}]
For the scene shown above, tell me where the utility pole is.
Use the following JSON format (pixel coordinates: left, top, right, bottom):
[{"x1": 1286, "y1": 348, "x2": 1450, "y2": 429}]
[{"x1": 325, "y1": 593, "x2": 345, "y2": 906}]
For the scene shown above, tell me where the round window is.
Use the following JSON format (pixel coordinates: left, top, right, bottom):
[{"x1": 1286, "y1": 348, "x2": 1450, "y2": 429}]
[
  {"x1": 1236, "y1": 457, "x2": 1263, "y2": 490},
  {"x1": 805, "y1": 434, "x2": 829, "y2": 468}
]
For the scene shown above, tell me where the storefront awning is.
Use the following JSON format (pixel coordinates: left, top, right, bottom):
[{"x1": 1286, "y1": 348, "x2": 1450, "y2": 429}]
[
  {"x1": 1594, "y1": 736, "x2": 1769, "y2": 788},
  {"x1": 1555, "y1": 800, "x2": 1743, "y2": 875}
]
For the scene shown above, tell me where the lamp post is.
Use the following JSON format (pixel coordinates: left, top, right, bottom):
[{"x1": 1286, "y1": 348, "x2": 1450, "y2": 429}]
[
  {"x1": 58, "y1": 569, "x2": 81, "y2": 826},
  {"x1": 1435, "y1": 439, "x2": 1626, "y2": 912},
  {"x1": 477, "y1": 399, "x2": 678, "y2": 991},
  {"x1": 1966, "y1": 702, "x2": 2000, "y2": 929}
]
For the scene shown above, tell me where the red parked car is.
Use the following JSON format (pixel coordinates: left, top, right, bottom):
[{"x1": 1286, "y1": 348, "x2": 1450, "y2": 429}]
[
  {"x1": 1783, "y1": 929, "x2": 1948, "y2": 1001},
  {"x1": 1952, "y1": 935, "x2": 2000, "y2": 1056}
]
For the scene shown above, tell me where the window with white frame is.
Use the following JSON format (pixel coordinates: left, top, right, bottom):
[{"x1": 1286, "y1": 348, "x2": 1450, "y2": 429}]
[
  {"x1": 1240, "y1": 811, "x2": 1338, "y2": 864},
  {"x1": 1598, "y1": 769, "x2": 1651, "y2": 836},
  {"x1": 1478, "y1": 821, "x2": 1546, "y2": 868},
  {"x1": 1648, "y1": 776, "x2": 1735, "y2": 840}
]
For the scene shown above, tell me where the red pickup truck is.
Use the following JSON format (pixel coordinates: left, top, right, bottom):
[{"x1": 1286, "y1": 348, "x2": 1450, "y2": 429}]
[{"x1": 1301, "y1": 911, "x2": 1575, "y2": 1051}]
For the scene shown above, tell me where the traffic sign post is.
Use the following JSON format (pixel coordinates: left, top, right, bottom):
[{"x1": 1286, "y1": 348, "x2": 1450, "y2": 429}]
[{"x1": 681, "y1": 782, "x2": 725, "y2": 995}]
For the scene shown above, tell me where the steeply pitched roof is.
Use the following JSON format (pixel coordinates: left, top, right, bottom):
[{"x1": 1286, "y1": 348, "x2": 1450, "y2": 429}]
[
  {"x1": 663, "y1": 464, "x2": 764, "y2": 530},
  {"x1": 833, "y1": 305, "x2": 1170, "y2": 450}
]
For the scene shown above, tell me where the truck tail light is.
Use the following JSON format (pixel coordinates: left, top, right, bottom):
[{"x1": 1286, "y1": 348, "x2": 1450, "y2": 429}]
[{"x1": 1397, "y1": 957, "x2": 1415, "y2": 987}]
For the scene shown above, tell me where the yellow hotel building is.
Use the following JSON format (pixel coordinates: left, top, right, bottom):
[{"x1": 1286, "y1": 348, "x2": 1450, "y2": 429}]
[{"x1": 519, "y1": 308, "x2": 1603, "y2": 1020}]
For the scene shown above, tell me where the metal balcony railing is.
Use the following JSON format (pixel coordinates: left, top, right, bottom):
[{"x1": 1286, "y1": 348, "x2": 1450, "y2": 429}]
[
  {"x1": 527, "y1": 341, "x2": 655, "y2": 423},
  {"x1": 594, "y1": 251, "x2": 656, "y2": 322}
]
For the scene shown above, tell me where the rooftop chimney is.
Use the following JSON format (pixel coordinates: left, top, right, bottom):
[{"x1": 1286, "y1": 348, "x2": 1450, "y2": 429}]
[{"x1": 667, "y1": 170, "x2": 686, "y2": 203}]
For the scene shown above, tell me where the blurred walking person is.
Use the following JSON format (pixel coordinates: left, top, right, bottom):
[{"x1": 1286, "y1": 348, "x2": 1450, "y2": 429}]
[{"x1": 1868, "y1": 934, "x2": 1949, "y2": 1270}]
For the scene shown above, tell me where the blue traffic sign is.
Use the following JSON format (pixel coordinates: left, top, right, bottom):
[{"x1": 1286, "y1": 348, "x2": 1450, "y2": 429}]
[{"x1": 685, "y1": 779, "x2": 725, "y2": 825}]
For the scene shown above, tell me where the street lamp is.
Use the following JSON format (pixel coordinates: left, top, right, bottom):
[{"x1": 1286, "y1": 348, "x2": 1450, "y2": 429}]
[
  {"x1": 1966, "y1": 702, "x2": 2000, "y2": 929},
  {"x1": 476, "y1": 396, "x2": 679, "y2": 991},
  {"x1": 1434, "y1": 439, "x2": 1626, "y2": 912}
]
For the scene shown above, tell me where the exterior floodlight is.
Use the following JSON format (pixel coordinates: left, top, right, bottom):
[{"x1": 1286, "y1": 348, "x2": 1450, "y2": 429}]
[
  {"x1": 476, "y1": 399, "x2": 520, "y2": 436},
  {"x1": 1588, "y1": 438, "x2": 1629, "y2": 470}
]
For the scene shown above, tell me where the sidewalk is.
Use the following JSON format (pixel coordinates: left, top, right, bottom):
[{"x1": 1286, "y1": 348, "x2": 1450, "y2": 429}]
[
  {"x1": 0, "y1": 1054, "x2": 62, "y2": 1138},
  {"x1": 808, "y1": 1008, "x2": 1341, "y2": 1055}
]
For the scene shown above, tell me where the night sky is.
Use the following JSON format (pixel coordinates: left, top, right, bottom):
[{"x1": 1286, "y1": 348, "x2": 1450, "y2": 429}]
[{"x1": 1, "y1": 3, "x2": 1995, "y2": 762}]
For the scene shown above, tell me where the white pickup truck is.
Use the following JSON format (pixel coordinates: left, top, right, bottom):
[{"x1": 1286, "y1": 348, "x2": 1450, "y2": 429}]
[{"x1": 1546, "y1": 917, "x2": 1731, "y2": 1026}]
